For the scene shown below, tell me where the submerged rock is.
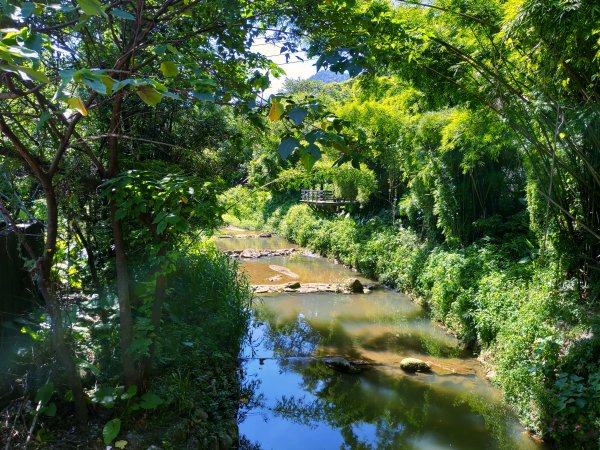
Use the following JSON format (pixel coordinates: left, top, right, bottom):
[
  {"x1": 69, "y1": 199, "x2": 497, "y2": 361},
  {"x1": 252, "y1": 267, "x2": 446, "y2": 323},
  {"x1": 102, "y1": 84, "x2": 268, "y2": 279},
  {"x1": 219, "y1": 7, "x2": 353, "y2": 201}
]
[
  {"x1": 345, "y1": 278, "x2": 364, "y2": 293},
  {"x1": 400, "y1": 358, "x2": 432, "y2": 373},
  {"x1": 269, "y1": 264, "x2": 300, "y2": 278}
]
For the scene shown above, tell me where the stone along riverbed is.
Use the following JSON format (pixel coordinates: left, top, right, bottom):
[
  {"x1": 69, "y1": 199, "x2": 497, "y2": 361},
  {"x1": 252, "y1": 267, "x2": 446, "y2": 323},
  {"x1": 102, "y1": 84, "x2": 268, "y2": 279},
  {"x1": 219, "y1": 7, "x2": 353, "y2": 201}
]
[{"x1": 215, "y1": 228, "x2": 545, "y2": 450}]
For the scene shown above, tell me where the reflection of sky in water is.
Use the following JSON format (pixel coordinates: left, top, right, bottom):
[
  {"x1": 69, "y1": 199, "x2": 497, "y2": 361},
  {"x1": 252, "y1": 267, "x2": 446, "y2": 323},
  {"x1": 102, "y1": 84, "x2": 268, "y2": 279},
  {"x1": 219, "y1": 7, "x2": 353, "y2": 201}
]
[{"x1": 237, "y1": 236, "x2": 545, "y2": 450}]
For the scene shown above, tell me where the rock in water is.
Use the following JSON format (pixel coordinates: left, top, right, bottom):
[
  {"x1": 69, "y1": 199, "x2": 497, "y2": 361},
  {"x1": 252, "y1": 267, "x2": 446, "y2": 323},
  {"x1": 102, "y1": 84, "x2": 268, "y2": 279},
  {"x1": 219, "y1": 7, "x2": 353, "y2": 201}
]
[
  {"x1": 240, "y1": 249, "x2": 260, "y2": 258},
  {"x1": 322, "y1": 357, "x2": 370, "y2": 373},
  {"x1": 259, "y1": 232, "x2": 272, "y2": 237},
  {"x1": 268, "y1": 264, "x2": 300, "y2": 279},
  {"x1": 400, "y1": 358, "x2": 432, "y2": 373},
  {"x1": 345, "y1": 278, "x2": 364, "y2": 293},
  {"x1": 285, "y1": 281, "x2": 301, "y2": 289}
]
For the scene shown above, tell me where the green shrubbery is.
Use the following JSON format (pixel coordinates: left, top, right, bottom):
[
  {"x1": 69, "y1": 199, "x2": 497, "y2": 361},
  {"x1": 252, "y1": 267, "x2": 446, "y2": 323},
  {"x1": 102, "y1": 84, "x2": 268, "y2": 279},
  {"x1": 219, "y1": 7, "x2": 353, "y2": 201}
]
[{"x1": 225, "y1": 187, "x2": 600, "y2": 445}]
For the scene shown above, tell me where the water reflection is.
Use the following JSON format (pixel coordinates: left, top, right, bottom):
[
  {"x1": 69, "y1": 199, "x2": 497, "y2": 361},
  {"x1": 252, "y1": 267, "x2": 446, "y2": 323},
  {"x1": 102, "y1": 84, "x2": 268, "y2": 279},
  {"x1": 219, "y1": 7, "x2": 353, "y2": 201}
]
[
  {"x1": 240, "y1": 311, "x2": 542, "y2": 450},
  {"x1": 235, "y1": 234, "x2": 543, "y2": 450}
]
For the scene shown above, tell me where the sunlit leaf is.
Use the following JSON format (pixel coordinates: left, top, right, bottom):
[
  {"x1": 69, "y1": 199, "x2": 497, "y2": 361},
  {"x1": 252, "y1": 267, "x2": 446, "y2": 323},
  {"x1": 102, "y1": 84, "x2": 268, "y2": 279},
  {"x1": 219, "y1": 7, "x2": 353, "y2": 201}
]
[
  {"x1": 76, "y1": 0, "x2": 106, "y2": 17},
  {"x1": 267, "y1": 98, "x2": 284, "y2": 121},
  {"x1": 160, "y1": 61, "x2": 178, "y2": 78},
  {"x1": 136, "y1": 85, "x2": 162, "y2": 106},
  {"x1": 66, "y1": 97, "x2": 88, "y2": 116}
]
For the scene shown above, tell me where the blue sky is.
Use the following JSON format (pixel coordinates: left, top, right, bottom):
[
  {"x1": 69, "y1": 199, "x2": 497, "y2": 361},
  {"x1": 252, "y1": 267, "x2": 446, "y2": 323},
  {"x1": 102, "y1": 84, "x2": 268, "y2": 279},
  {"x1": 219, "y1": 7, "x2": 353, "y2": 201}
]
[{"x1": 251, "y1": 38, "x2": 319, "y2": 97}]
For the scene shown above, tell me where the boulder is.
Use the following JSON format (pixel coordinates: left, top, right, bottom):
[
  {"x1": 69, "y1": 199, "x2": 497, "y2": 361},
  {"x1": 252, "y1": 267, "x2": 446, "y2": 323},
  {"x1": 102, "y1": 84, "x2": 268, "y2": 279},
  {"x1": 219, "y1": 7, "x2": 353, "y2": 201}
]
[
  {"x1": 286, "y1": 281, "x2": 301, "y2": 289},
  {"x1": 345, "y1": 278, "x2": 364, "y2": 293},
  {"x1": 259, "y1": 232, "x2": 272, "y2": 237},
  {"x1": 400, "y1": 358, "x2": 432, "y2": 373},
  {"x1": 268, "y1": 275, "x2": 283, "y2": 282},
  {"x1": 240, "y1": 249, "x2": 261, "y2": 258}
]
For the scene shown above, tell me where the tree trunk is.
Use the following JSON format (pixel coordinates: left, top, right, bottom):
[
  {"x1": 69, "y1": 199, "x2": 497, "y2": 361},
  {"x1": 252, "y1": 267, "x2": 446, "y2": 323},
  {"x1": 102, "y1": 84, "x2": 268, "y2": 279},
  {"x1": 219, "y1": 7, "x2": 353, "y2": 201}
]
[
  {"x1": 107, "y1": 90, "x2": 139, "y2": 387},
  {"x1": 41, "y1": 185, "x2": 88, "y2": 424},
  {"x1": 110, "y1": 200, "x2": 138, "y2": 387}
]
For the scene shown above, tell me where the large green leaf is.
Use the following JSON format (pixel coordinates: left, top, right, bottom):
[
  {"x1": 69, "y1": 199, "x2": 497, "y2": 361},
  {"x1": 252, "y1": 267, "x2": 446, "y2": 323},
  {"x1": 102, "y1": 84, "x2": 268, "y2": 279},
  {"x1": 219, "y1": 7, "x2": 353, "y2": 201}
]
[
  {"x1": 102, "y1": 418, "x2": 121, "y2": 445},
  {"x1": 110, "y1": 8, "x2": 135, "y2": 20},
  {"x1": 136, "y1": 85, "x2": 162, "y2": 106},
  {"x1": 0, "y1": 64, "x2": 49, "y2": 83},
  {"x1": 288, "y1": 106, "x2": 309, "y2": 126},
  {"x1": 160, "y1": 61, "x2": 178, "y2": 78},
  {"x1": 278, "y1": 137, "x2": 300, "y2": 160},
  {"x1": 139, "y1": 392, "x2": 163, "y2": 409},
  {"x1": 35, "y1": 383, "x2": 54, "y2": 405},
  {"x1": 77, "y1": 0, "x2": 106, "y2": 17}
]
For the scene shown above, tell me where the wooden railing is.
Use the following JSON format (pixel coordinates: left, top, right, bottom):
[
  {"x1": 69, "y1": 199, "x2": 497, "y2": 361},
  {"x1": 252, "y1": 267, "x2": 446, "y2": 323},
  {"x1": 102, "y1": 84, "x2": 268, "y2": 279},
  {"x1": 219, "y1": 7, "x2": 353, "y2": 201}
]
[{"x1": 301, "y1": 189, "x2": 334, "y2": 202}]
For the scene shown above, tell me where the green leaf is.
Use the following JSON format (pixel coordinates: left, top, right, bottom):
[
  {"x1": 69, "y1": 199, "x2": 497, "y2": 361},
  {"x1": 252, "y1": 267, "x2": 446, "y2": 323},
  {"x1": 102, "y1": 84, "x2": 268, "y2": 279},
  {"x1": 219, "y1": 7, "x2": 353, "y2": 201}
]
[
  {"x1": 102, "y1": 418, "x2": 121, "y2": 445},
  {"x1": 35, "y1": 383, "x2": 54, "y2": 406},
  {"x1": 136, "y1": 85, "x2": 162, "y2": 106},
  {"x1": 34, "y1": 111, "x2": 51, "y2": 134},
  {"x1": 0, "y1": 64, "x2": 49, "y2": 83},
  {"x1": 300, "y1": 152, "x2": 315, "y2": 171},
  {"x1": 120, "y1": 385, "x2": 138, "y2": 400},
  {"x1": 160, "y1": 61, "x2": 178, "y2": 78},
  {"x1": 156, "y1": 220, "x2": 167, "y2": 235},
  {"x1": 77, "y1": 0, "x2": 106, "y2": 17},
  {"x1": 110, "y1": 8, "x2": 135, "y2": 20},
  {"x1": 139, "y1": 392, "x2": 163, "y2": 410},
  {"x1": 288, "y1": 106, "x2": 308, "y2": 126},
  {"x1": 79, "y1": 73, "x2": 107, "y2": 94},
  {"x1": 92, "y1": 386, "x2": 118, "y2": 408},
  {"x1": 278, "y1": 137, "x2": 300, "y2": 160},
  {"x1": 42, "y1": 402, "x2": 57, "y2": 417},
  {"x1": 192, "y1": 91, "x2": 214, "y2": 102},
  {"x1": 305, "y1": 143, "x2": 321, "y2": 160},
  {"x1": 77, "y1": 359, "x2": 100, "y2": 376}
]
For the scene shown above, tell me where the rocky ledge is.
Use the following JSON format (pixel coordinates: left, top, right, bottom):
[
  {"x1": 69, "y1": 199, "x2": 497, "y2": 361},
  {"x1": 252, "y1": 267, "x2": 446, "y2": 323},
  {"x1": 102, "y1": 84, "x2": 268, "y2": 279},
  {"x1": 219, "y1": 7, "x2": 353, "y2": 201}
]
[
  {"x1": 224, "y1": 248, "x2": 298, "y2": 258},
  {"x1": 217, "y1": 232, "x2": 272, "y2": 239},
  {"x1": 252, "y1": 278, "x2": 377, "y2": 294}
]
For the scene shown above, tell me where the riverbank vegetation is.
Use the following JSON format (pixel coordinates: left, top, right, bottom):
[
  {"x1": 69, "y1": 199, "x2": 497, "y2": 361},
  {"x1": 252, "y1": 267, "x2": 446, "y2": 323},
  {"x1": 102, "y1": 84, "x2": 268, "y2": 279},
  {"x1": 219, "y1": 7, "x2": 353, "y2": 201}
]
[{"x1": 1, "y1": 0, "x2": 598, "y2": 447}]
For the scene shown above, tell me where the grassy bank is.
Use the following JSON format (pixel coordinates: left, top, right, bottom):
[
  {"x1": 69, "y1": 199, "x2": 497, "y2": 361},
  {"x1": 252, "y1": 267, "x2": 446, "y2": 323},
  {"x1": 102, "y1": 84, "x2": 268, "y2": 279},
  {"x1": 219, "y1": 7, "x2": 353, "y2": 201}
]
[
  {"x1": 223, "y1": 187, "x2": 600, "y2": 447},
  {"x1": 1, "y1": 241, "x2": 252, "y2": 449}
]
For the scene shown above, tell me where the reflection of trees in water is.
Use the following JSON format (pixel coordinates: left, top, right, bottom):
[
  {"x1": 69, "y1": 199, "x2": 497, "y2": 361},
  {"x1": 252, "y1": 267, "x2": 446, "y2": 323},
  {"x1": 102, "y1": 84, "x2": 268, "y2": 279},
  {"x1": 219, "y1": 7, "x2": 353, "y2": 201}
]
[
  {"x1": 244, "y1": 310, "x2": 529, "y2": 450},
  {"x1": 270, "y1": 360, "x2": 425, "y2": 449},
  {"x1": 256, "y1": 312, "x2": 321, "y2": 357},
  {"x1": 271, "y1": 360, "x2": 524, "y2": 450}
]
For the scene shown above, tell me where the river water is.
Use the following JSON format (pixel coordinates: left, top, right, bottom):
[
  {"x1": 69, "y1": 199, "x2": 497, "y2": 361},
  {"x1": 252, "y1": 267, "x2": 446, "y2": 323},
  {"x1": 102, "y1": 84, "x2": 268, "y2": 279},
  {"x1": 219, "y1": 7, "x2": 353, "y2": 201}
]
[{"x1": 215, "y1": 230, "x2": 544, "y2": 450}]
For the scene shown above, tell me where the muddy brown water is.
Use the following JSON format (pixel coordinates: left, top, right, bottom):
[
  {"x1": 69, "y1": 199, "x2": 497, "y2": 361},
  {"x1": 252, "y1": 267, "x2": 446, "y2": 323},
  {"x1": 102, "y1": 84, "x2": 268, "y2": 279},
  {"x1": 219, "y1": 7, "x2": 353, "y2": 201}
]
[{"x1": 214, "y1": 230, "x2": 545, "y2": 450}]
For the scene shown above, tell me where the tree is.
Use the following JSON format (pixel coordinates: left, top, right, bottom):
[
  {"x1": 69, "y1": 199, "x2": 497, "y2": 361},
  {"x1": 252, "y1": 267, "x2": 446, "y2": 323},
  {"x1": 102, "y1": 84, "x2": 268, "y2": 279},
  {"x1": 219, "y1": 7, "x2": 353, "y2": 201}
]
[
  {"x1": 289, "y1": 0, "x2": 600, "y2": 280},
  {"x1": 0, "y1": 0, "x2": 289, "y2": 422}
]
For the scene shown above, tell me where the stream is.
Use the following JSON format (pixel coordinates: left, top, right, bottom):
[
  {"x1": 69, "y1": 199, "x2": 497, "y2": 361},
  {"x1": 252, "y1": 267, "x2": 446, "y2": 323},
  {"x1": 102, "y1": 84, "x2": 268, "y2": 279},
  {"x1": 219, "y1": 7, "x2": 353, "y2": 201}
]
[{"x1": 215, "y1": 229, "x2": 545, "y2": 450}]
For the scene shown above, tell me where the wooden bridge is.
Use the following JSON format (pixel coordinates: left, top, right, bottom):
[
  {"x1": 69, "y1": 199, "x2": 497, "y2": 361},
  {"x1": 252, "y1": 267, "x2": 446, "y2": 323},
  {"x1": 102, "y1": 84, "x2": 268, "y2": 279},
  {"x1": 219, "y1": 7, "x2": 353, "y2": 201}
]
[{"x1": 300, "y1": 190, "x2": 356, "y2": 209}]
